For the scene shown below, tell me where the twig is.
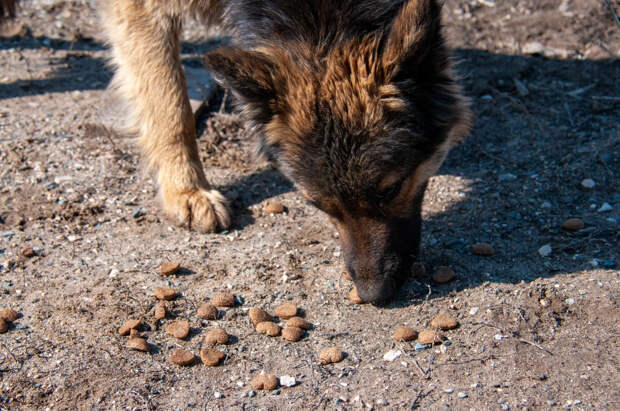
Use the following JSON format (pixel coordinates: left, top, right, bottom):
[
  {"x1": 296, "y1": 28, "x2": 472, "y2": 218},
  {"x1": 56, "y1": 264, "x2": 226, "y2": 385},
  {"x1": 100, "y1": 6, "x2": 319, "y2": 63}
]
[
  {"x1": 410, "y1": 388, "x2": 434, "y2": 410},
  {"x1": 518, "y1": 338, "x2": 554, "y2": 356},
  {"x1": 413, "y1": 359, "x2": 429, "y2": 379},
  {"x1": 470, "y1": 321, "x2": 554, "y2": 356},
  {"x1": 604, "y1": 0, "x2": 620, "y2": 31}
]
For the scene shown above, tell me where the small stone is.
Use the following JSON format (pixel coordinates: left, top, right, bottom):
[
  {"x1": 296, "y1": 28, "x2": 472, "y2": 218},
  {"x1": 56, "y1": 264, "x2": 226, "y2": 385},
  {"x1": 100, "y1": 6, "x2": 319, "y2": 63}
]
[
  {"x1": 213, "y1": 293, "x2": 235, "y2": 307},
  {"x1": 432, "y1": 266, "x2": 456, "y2": 284},
  {"x1": 431, "y1": 314, "x2": 458, "y2": 330},
  {"x1": 287, "y1": 317, "x2": 311, "y2": 330},
  {"x1": 538, "y1": 244, "x2": 552, "y2": 257},
  {"x1": 444, "y1": 388, "x2": 454, "y2": 394},
  {"x1": 249, "y1": 307, "x2": 272, "y2": 325},
  {"x1": 166, "y1": 320, "x2": 190, "y2": 339},
  {"x1": 0, "y1": 318, "x2": 7, "y2": 333},
  {"x1": 154, "y1": 301, "x2": 166, "y2": 320},
  {"x1": 348, "y1": 287, "x2": 364, "y2": 304},
  {"x1": 279, "y1": 375, "x2": 297, "y2": 387},
  {"x1": 200, "y1": 348, "x2": 225, "y2": 366},
  {"x1": 214, "y1": 392, "x2": 223, "y2": 399},
  {"x1": 394, "y1": 326, "x2": 417, "y2": 342},
  {"x1": 251, "y1": 374, "x2": 279, "y2": 390},
  {"x1": 0, "y1": 308, "x2": 19, "y2": 322},
  {"x1": 274, "y1": 303, "x2": 297, "y2": 319},
  {"x1": 126, "y1": 337, "x2": 149, "y2": 352},
  {"x1": 282, "y1": 326, "x2": 304, "y2": 342},
  {"x1": 342, "y1": 269, "x2": 352, "y2": 280},
  {"x1": 118, "y1": 319, "x2": 142, "y2": 336},
  {"x1": 472, "y1": 243, "x2": 494, "y2": 256},
  {"x1": 561, "y1": 218, "x2": 584, "y2": 231},
  {"x1": 170, "y1": 349, "x2": 195, "y2": 366},
  {"x1": 383, "y1": 349, "x2": 402, "y2": 362},
  {"x1": 20, "y1": 247, "x2": 35, "y2": 258},
  {"x1": 264, "y1": 201, "x2": 285, "y2": 214},
  {"x1": 565, "y1": 298, "x2": 575, "y2": 306},
  {"x1": 418, "y1": 330, "x2": 445, "y2": 345},
  {"x1": 319, "y1": 347, "x2": 344, "y2": 365},
  {"x1": 204, "y1": 328, "x2": 229, "y2": 345},
  {"x1": 256, "y1": 321, "x2": 281, "y2": 336},
  {"x1": 411, "y1": 262, "x2": 426, "y2": 277},
  {"x1": 154, "y1": 287, "x2": 176, "y2": 300},
  {"x1": 580, "y1": 178, "x2": 596, "y2": 189},
  {"x1": 499, "y1": 173, "x2": 517, "y2": 182},
  {"x1": 469, "y1": 307, "x2": 480, "y2": 315},
  {"x1": 248, "y1": 391, "x2": 256, "y2": 398},
  {"x1": 160, "y1": 261, "x2": 180, "y2": 276},
  {"x1": 598, "y1": 203, "x2": 613, "y2": 212},
  {"x1": 272, "y1": 389, "x2": 281, "y2": 395},
  {"x1": 197, "y1": 304, "x2": 219, "y2": 320},
  {"x1": 415, "y1": 342, "x2": 431, "y2": 351},
  {"x1": 458, "y1": 392, "x2": 468, "y2": 399}
]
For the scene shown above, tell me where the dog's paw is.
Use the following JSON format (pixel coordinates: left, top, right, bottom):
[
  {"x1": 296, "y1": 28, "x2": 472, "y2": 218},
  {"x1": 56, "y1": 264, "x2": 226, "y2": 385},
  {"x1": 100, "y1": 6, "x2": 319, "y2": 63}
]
[{"x1": 161, "y1": 186, "x2": 231, "y2": 233}]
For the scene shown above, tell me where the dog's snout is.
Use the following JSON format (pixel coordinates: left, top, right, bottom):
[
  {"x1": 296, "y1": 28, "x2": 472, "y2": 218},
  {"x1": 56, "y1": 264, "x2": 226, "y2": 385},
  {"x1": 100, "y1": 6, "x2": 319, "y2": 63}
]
[{"x1": 354, "y1": 278, "x2": 396, "y2": 304}]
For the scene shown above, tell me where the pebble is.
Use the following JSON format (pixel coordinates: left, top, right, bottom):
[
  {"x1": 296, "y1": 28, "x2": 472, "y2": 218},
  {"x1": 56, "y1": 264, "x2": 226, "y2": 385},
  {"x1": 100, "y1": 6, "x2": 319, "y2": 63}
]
[
  {"x1": 538, "y1": 244, "x2": 552, "y2": 257},
  {"x1": 170, "y1": 349, "x2": 195, "y2": 366},
  {"x1": 264, "y1": 201, "x2": 285, "y2": 214},
  {"x1": 444, "y1": 388, "x2": 454, "y2": 394},
  {"x1": 282, "y1": 326, "x2": 304, "y2": 342},
  {"x1": 249, "y1": 307, "x2": 272, "y2": 325},
  {"x1": 200, "y1": 348, "x2": 225, "y2": 366},
  {"x1": 251, "y1": 374, "x2": 279, "y2": 390},
  {"x1": 598, "y1": 203, "x2": 613, "y2": 212},
  {"x1": 415, "y1": 343, "x2": 431, "y2": 351},
  {"x1": 280, "y1": 375, "x2": 297, "y2": 387},
  {"x1": 393, "y1": 326, "x2": 417, "y2": 342},
  {"x1": 499, "y1": 173, "x2": 517, "y2": 182},
  {"x1": 274, "y1": 303, "x2": 297, "y2": 319},
  {"x1": 561, "y1": 218, "x2": 584, "y2": 231},
  {"x1": 319, "y1": 347, "x2": 344, "y2": 365},
  {"x1": 197, "y1": 304, "x2": 219, "y2": 320},
  {"x1": 160, "y1": 261, "x2": 180, "y2": 276},
  {"x1": 256, "y1": 321, "x2": 281, "y2": 336},
  {"x1": 469, "y1": 307, "x2": 480, "y2": 316},
  {"x1": 118, "y1": 319, "x2": 142, "y2": 336},
  {"x1": 472, "y1": 243, "x2": 495, "y2": 256},
  {"x1": 383, "y1": 349, "x2": 402, "y2": 362},
  {"x1": 431, "y1": 314, "x2": 458, "y2": 330},
  {"x1": 287, "y1": 317, "x2": 311, "y2": 330},
  {"x1": 154, "y1": 301, "x2": 166, "y2": 320},
  {"x1": 204, "y1": 328, "x2": 229, "y2": 345},
  {"x1": 166, "y1": 320, "x2": 190, "y2": 339},
  {"x1": 348, "y1": 287, "x2": 364, "y2": 304},
  {"x1": 418, "y1": 330, "x2": 444, "y2": 345},
  {"x1": 214, "y1": 392, "x2": 223, "y2": 399},
  {"x1": 0, "y1": 318, "x2": 7, "y2": 333},
  {"x1": 581, "y1": 178, "x2": 596, "y2": 189},
  {"x1": 20, "y1": 247, "x2": 35, "y2": 258},
  {"x1": 248, "y1": 390, "x2": 256, "y2": 398},
  {"x1": 565, "y1": 298, "x2": 575, "y2": 306},
  {"x1": 213, "y1": 293, "x2": 235, "y2": 307},
  {"x1": 154, "y1": 287, "x2": 177, "y2": 300},
  {"x1": 432, "y1": 266, "x2": 456, "y2": 284},
  {"x1": 0, "y1": 308, "x2": 19, "y2": 322},
  {"x1": 126, "y1": 337, "x2": 149, "y2": 352},
  {"x1": 458, "y1": 392, "x2": 468, "y2": 399},
  {"x1": 342, "y1": 269, "x2": 352, "y2": 280}
]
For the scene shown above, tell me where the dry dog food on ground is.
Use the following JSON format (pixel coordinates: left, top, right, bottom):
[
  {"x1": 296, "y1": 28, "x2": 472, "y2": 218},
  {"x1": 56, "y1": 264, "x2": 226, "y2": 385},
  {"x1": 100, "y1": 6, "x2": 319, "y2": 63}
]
[
  {"x1": 20, "y1": 247, "x2": 35, "y2": 258},
  {"x1": 126, "y1": 337, "x2": 149, "y2": 352},
  {"x1": 251, "y1": 374, "x2": 279, "y2": 390},
  {"x1": 562, "y1": 218, "x2": 585, "y2": 231},
  {"x1": 160, "y1": 261, "x2": 180, "y2": 276},
  {"x1": 166, "y1": 320, "x2": 190, "y2": 339},
  {"x1": 205, "y1": 328, "x2": 229, "y2": 345},
  {"x1": 0, "y1": 308, "x2": 19, "y2": 322},
  {"x1": 394, "y1": 326, "x2": 417, "y2": 342},
  {"x1": 118, "y1": 319, "x2": 142, "y2": 336},
  {"x1": 200, "y1": 348, "x2": 225, "y2": 366},
  {"x1": 411, "y1": 262, "x2": 426, "y2": 277},
  {"x1": 342, "y1": 269, "x2": 352, "y2": 281},
  {"x1": 274, "y1": 303, "x2": 297, "y2": 319},
  {"x1": 129, "y1": 328, "x2": 140, "y2": 339},
  {"x1": 256, "y1": 321, "x2": 281, "y2": 336},
  {"x1": 432, "y1": 266, "x2": 456, "y2": 284},
  {"x1": 282, "y1": 326, "x2": 304, "y2": 342},
  {"x1": 249, "y1": 307, "x2": 272, "y2": 325},
  {"x1": 0, "y1": 318, "x2": 7, "y2": 333},
  {"x1": 348, "y1": 287, "x2": 364, "y2": 304},
  {"x1": 197, "y1": 303, "x2": 219, "y2": 320},
  {"x1": 319, "y1": 347, "x2": 344, "y2": 365},
  {"x1": 264, "y1": 201, "x2": 284, "y2": 214},
  {"x1": 431, "y1": 314, "x2": 458, "y2": 330},
  {"x1": 213, "y1": 293, "x2": 235, "y2": 307},
  {"x1": 154, "y1": 287, "x2": 177, "y2": 300},
  {"x1": 287, "y1": 317, "x2": 311, "y2": 330},
  {"x1": 170, "y1": 349, "x2": 195, "y2": 366},
  {"x1": 154, "y1": 301, "x2": 166, "y2": 320},
  {"x1": 418, "y1": 329, "x2": 445, "y2": 345},
  {"x1": 472, "y1": 243, "x2": 495, "y2": 256}
]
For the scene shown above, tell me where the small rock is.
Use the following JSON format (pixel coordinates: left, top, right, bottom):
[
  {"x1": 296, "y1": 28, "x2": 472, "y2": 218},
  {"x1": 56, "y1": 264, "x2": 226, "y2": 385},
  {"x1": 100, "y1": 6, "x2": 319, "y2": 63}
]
[
  {"x1": 282, "y1": 326, "x2": 304, "y2": 342},
  {"x1": 170, "y1": 349, "x2": 195, "y2": 366},
  {"x1": 154, "y1": 301, "x2": 166, "y2": 320},
  {"x1": 256, "y1": 321, "x2": 281, "y2": 336},
  {"x1": 432, "y1": 266, "x2": 456, "y2": 284},
  {"x1": 415, "y1": 342, "x2": 431, "y2": 351},
  {"x1": 444, "y1": 388, "x2": 454, "y2": 394},
  {"x1": 458, "y1": 392, "x2": 468, "y2": 399},
  {"x1": 200, "y1": 348, "x2": 225, "y2": 366},
  {"x1": 494, "y1": 334, "x2": 504, "y2": 341},
  {"x1": 383, "y1": 349, "x2": 402, "y2": 362},
  {"x1": 499, "y1": 173, "x2": 517, "y2": 182},
  {"x1": 348, "y1": 287, "x2": 364, "y2": 304},
  {"x1": 204, "y1": 328, "x2": 229, "y2": 345},
  {"x1": 126, "y1": 337, "x2": 149, "y2": 352},
  {"x1": 472, "y1": 243, "x2": 494, "y2": 256},
  {"x1": 431, "y1": 314, "x2": 458, "y2": 330},
  {"x1": 197, "y1": 304, "x2": 218, "y2": 320},
  {"x1": 214, "y1": 392, "x2": 223, "y2": 399},
  {"x1": 561, "y1": 218, "x2": 584, "y2": 231},
  {"x1": 274, "y1": 303, "x2": 297, "y2": 319},
  {"x1": 213, "y1": 293, "x2": 235, "y2": 307},
  {"x1": 132, "y1": 207, "x2": 146, "y2": 219},
  {"x1": 469, "y1": 307, "x2": 480, "y2": 316},
  {"x1": 279, "y1": 375, "x2": 297, "y2": 387},
  {"x1": 0, "y1": 308, "x2": 19, "y2": 322},
  {"x1": 154, "y1": 287, "x2": 176, "y2": 301},
  {"x1": 251, "y1": 374, "x2": 279, "y2": 390},
  {"x1": 342, "y1": 269, "x2": 352, "y2": 280},
  {"x1": 565, "y1": 298, "x2": 575, "y2": 306},
  {"x1": 580, "y1": 179, "x2": 596, "y2": 189},
  {"x1": 319, "y1": 347, "x2": 344, "y2": 365},
  {"x1": 272, "y1": 389, "x2": 281, "y2": 395},
  {"x1": 20, "y1": 247, "x2": 35, "y2": 258},
  {"x1": 287, "y1": 317, "x2": 311, "y2": 330},
  {"x1": 0, "y1": 318, "x2": 7, "y2": 333},
  {"x1": 166, "y1": 320, "x2": 190, "y2": 340},
  {"x1": 248, "y1": 390, "x2": 256, "y2": 398},
  {"x1": 118, "y1": 319, "x2": 142, "y2": 336},
  {"x1": 160, "y1": 261, "x2": 180, "y2": 276},
  {"x1": 598, "y1": 203, "x2": 613, "y2": 212},
  {"x1": 538, "y1": 244, "x2": 552, "y2": 257},
  {"x1": 264, "y1": 201, "x2": 285, "y2": 214},
  {"x1": 418, "y1": 330, "x2": 444, "y2": 345},
  {"x1": 249, "y1": 307, "x2": 272, "y2": 325},
  {"x1": 393, "y1": 326, "x2": 417, "y2": 342}
]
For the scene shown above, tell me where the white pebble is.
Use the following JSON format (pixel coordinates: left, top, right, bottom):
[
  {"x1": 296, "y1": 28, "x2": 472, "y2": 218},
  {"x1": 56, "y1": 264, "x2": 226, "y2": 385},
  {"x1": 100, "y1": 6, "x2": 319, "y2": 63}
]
[
  {"x1": 598, "y1": 203, "x2": 613, "y2": 212},
  {"x1": 458, "y1": 392, "x2": 468, "y2": 398},
  {"x1": 538, "y1": 244, "x2": 552, "y2": 257},
  {"x1": 279, "y1": 375, "x2": 297, "y2": 387},
  {"x1": 444, "y1": 388, "x2": 454, "y2": 394},
  {"x1": 565, "y1": 298, "x2": 575, "y2": 306},
  {"x1": 469, "y1": 307, "x2": 480, "y2": 316},
  {"x1": 383, "y1": 350, "x2": 402, "y2": 362},
  {"x1": 581, "y1": 178, "x2": 596, "y2": 189},
  {"x1": 214, "y1": 392, "x2": 223, "y2": 399},
  {"x1": 494, "y1": 334, "x2": 504, "y2": 341}
]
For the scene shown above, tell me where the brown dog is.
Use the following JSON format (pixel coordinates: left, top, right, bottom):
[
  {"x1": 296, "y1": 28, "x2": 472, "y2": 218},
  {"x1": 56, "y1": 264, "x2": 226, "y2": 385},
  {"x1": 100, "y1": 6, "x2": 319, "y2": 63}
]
[
  {"x1": 99, "y1": 0, "x2": 471, "y2": 303},
  {"x1": 0, "y1": 0, "x2": 18, "y2": 21}
]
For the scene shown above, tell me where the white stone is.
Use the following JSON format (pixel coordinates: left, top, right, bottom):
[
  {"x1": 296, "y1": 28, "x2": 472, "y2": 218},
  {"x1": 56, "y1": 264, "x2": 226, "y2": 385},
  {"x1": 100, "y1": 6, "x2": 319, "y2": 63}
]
[
  {"x1": 598, "y1": 203, "x2": 613, "y2": 212},
  {"x1": 581, "y1": 178, "x2": 596, "y2": 189},
  {"x1": 383, "y1": 350, "x2": 402, "y2": 362},
  {"x1": 279, "y1": 375, "x2": 297, "y2": 387},
  {"x1": 469, "y1": 307, "x2": 480, "y2": 316},
  {"x1": 538, "y1": 244, "x2": 552, "y2": 257}
]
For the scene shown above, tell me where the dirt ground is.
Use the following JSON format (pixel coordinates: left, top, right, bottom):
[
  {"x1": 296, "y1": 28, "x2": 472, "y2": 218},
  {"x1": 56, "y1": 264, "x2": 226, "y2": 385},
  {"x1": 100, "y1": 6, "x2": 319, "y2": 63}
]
[{"x1": 0, "y1": 1, "x2": 619, "y2": 410}]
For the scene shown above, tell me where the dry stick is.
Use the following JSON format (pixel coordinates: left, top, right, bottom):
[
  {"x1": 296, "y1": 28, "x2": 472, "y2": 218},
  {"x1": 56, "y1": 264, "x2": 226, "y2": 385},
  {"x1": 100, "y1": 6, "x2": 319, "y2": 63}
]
[
  {"x1": 604, "y1": 0, "x2": 620, "y2": 30},
  {"x1": 413, "y1": 359, "x2": 429, "y2": 379},
  {"x1": 470, "y1": 321, "x2": 554, "y2": 356}
]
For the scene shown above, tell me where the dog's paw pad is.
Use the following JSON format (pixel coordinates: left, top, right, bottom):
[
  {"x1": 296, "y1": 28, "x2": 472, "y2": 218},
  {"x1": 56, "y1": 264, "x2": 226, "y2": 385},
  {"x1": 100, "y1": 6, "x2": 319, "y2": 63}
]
[{"x1": 163, "y1": 188, "x2": 231, "y2": 233}]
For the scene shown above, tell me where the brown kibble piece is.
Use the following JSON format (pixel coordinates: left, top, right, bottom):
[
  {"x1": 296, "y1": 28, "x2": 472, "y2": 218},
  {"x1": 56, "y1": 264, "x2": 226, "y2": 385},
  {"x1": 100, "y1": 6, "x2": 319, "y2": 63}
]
[
  {"x1": 197, "y1": 304, "x2": 218, "y2": 320},
  {"x1": 170, "y1": 349, "x2": 195, "y2": 366},
  {"x1": 418, "y1": 329, "x2": 445, "y2": 345},
  {"x1": 129, "y1": 328, "x2": 140, "y2": 339},
  {"x1": 411, "y1": 262, "x2": 426, "y2": 277},
  {"x1": 251, "y1": 374, "x2": 279, "y2": 390},
  {"x1": 287, "y1": 317, "x2": 311, "y2": 330},
  {"x1": 256, "y1": 321, "x2": 281, "y2": 336},
  {"x1": 200, "y1": 348, "x2": 225, "y2": 366},
  {"x1": 118, "y1": 319, "x2": 142, "y2": 336},
  {"x1": 166, "y1": 320, "x2": 190, "y2": 339},
  {"x1": 432, "y1": 266, "x2": 456, "y2": 284},
  {"x1": 431, "y1": 314, "x2": 458, "y2": 330},
  {"x1": 126, "y1": 337, "x2": 149, "y2": 352},
  {"x1": 264, "y1": 201, "x2": 284, "y2": 214},
  {"x1": 342, "y1": 269, "x2": 352, "y2": 281},
  {"x1": 154, "y1": 287, "x2": 176, "y2": 300},
  {"x1": 394, "y1": 326, "x2": 417, "y2": 342},
  {"x1": 205, "y1": 328, "x2": 229, "y2": 345},
  {"x1": 319, "y1": 347, "x2": 344, "y2": 365},
  {"x1": 472, "y1": 243, "x2": 495, "y2": 256},
  {"x1": 348, "y1": 287, "x2": 364, "y2": 304},
  {"x1": 160, "y1": 261, "x2": 180, "y2": 276},
  {"x1": 561, "y1": 218, "x2": 585, "y2": 231},
  {"x1": 213, "y1": 293, "x2": 235, "y2": 307},
  {"x1": 0, "y1": 308, "x2": 19, "y2": 322},
  {"x1": 274, "y1": 303, "x2": 297, "y2": 319},
  {"x1": 282, "y1": 326, "x2": 304, "y2": 342},
  {"x1": 20, "y1": 247, "x2": 35, "y2": 258},
  {"x1": 154, "y1": 301, "x2": 166, "y2": 320},
  {"x1": 249, "y1": 307, "x2": 272, "y2": 326},
  {"x1": 0, "y1": 318, "x2": 7, "y2": 333}
]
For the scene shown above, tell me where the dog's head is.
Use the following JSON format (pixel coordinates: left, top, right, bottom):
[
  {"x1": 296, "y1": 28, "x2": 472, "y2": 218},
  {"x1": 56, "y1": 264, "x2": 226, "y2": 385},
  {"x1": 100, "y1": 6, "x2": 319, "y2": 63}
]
[{"x1": 205, "y1": 0, "x2": 472, "y2": 302}]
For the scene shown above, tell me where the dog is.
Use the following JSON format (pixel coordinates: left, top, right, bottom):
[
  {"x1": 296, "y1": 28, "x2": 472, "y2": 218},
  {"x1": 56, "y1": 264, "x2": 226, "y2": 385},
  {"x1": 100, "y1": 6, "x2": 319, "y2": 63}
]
[
  {"x1": 0, "y1": 0, "x2": 18, "y2": 22},
  {"x1": 97, "y1": 0, "x2": 472, "y2": 303}
]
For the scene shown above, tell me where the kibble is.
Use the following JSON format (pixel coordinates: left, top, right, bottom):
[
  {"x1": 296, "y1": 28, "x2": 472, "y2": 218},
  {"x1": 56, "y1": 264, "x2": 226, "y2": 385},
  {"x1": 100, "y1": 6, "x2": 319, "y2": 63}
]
[
  {"x1": 432, "y1": 266, "x2": 456, "y2": 284},
  {"x1": 472, "y1": 243, "x2": 495, "y2": 256},
  {"x1": 274, "y1": 303, "x2": 297, "y2": 319},
  {"x1": 160, "y1": 261, "x2": 180, "y2": 276},
  {"x1": 205, "y1": 328, "x2": 229, "y2": 345},
  {"x1": 129, "y1": 328, "x2": 140, "y2": 339},
  {"x1": 126, "y1": 337, "x2": 149, "y2": 352},
  {"x1": 418, "y1": 329, "x2": 445, "y2": 345},
  {"x1": 170, "y1": 349, "x2": 195, "y2": 366},
  {"x1": 264, "y1": 201, "x2": 285, "y2": 214},
  {"x1": 200, "y1": 348, "x2": 225, "y2": 366},
  {"x1": 394, "y1": 326, "x2": 417, "y2": 342},
  {"x1": 154, "y1": 287, "x2": 177, "y2": 300},
  {"x1": 0, "y1": 318, "x2": 7, "y2": 333},
  {"x1": 562, "y1": 218, "x2": 585, "y2": 231},
  {"x1": 431, "y1": 314, "x2": 458, "y2": 330},
  {"x1": 282, "y1": 326, "x2": 304, "y2": 342},
  {"x1": 256, "y1": 321, "x2": 281, "y2": 336},
  {"x1": 197, "y1": 303, "x2": 218, "y2": 320},
  {"x1": 154, "y1": 301, "x2": 166, "y2": 320},
  {"x1": 0, "y1": 308, "x2": 19, "y2": 322},
  {"x1": 213, "y1": 293, "x2": 235, "y2": 307},
  {"x1": 118, "y1": 319, "x2": 142, "y2": 336},
  {"x1": 249, "y1": 307, "x2": 272, "y2": 326},
  {"x1": 251, "y1": 374, "x2": 279, "y2": 390},
  {"x1": 348, "y1": 287, "x2": 364, "y2": 304},
  {"x1": 20, "y1": 247, "x2": 35, "y2": 258},
  {"x1": 166, "y1": 320, "x2": 190, "y2": 339},
  {"x1": 319, "y1": 347, "x2": 344, "y2": 365},
  {"x1": 287, "y1": 317, "x2": 311, "y2": 330}
]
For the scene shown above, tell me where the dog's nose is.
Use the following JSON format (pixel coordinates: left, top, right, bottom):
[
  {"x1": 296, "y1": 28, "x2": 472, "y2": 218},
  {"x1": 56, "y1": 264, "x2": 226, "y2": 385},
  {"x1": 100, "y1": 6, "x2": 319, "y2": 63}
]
[{"x1": 354, "y1": 278, "x2": 396, "y2": 304}]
